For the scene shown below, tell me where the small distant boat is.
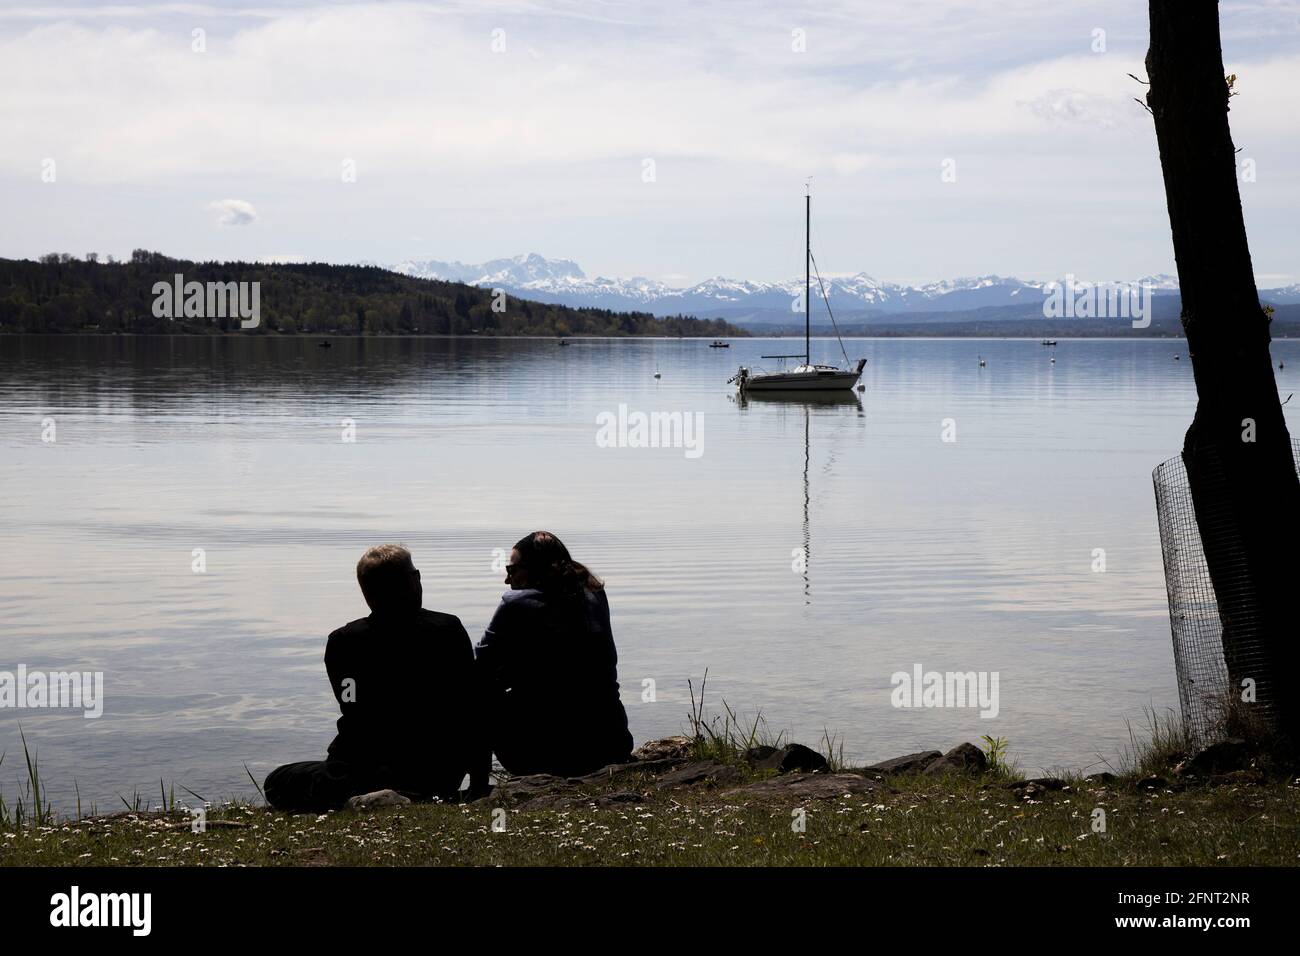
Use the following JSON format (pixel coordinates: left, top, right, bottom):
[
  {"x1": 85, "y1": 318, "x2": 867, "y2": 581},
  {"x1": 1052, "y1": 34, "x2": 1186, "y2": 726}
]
[
  {"x1": 729, "y1": 187, "x2": 865, "y2": 394},
  {"x1": 1041, "y1": 339, "x2": 1057, "y2": 346},
  {"x1": 558, "y1": 338, "x2": 570, "y2": 347},
  {"x1": 709, "y1": 341, "x2": 730, "y2": 348},
  {"x1": 317, "y1": 340, "x2": 332, "y2": 349},
  {"x1": 978, "y1": 356, "x2": 986, "y2": 367}
]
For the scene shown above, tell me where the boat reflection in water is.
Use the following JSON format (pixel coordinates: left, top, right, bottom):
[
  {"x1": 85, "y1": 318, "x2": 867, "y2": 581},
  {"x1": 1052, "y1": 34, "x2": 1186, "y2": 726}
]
[{"x1": 734, "y1": 390, "x2": 864, "y2": 604}]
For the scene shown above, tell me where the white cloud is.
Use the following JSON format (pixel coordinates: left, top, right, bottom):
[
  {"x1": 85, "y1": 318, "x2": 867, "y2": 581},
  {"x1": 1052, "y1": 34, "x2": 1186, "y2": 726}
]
[
  {"x1": 1019, "y1": 89, "x2": 1131, "y2": 129},
  {"x1": 0, "y1": 13, "x2": 1160, "y2": 179},
  {"x1": 208, "y1": 198, "x2": 257, "y2": 226}
]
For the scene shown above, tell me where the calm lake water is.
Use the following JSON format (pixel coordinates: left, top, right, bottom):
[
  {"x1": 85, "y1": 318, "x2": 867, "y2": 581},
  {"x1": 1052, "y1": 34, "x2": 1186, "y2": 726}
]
[{"x1": 3, "y1": 334, "x2": 1298, "y2": 811}]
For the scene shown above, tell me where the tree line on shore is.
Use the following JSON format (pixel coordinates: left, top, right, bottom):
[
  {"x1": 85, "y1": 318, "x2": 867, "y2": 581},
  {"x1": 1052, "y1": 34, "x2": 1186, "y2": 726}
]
[{"x1": 0, "y1": 251, "x2": 746, "y2": 338}]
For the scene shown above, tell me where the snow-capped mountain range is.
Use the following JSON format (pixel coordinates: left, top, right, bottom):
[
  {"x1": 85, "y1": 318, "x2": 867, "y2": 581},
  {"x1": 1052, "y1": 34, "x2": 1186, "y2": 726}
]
[{"x1": 391, "y1": 253, "x2": 1300, "y2": 322}]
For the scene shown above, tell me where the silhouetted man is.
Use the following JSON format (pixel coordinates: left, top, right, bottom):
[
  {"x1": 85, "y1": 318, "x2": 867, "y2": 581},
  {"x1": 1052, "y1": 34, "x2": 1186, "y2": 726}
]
[{"x1": 264, "y1": 545, "x2": 489, "y2": 812}]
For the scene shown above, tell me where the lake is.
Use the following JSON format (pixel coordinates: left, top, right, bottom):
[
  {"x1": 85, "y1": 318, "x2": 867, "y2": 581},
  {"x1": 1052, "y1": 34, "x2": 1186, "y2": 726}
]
[{"x1": 3, "y1": 334, "x2": 1296, "y2": 812}]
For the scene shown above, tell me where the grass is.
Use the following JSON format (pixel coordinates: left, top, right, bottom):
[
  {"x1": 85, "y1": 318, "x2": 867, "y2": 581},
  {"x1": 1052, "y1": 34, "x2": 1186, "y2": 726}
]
[
  {"x1": 4, "y1": 686, "x2": 1298, "y2": 867},
  {"x1": 0, "y1": 727, "x2": 55, "y2": 829},
  {"x1": 2, "y1": 771, "x2": 1297, "y2": 867},
  {"x1": 0, "y1": 731, "x2": 222, "y2": 828},
  {"x1": 1112, "y1": 706, "x2": 1193, "y2": 781},
  {"x1": 685, "y1": 670, "x2": 852, "y2": 770},
  {"x1": 981, "y1": 734, "x2": 1021, "y2": 780},
  {"x1": 686, "y1": 671, "x2": 789, "y2": 763}
]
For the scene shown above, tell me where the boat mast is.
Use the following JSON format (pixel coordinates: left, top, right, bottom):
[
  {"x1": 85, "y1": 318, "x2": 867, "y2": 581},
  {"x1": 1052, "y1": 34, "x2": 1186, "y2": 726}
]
[{"x1": 805, "y1": 184, "x2": 811, "y2": 365}]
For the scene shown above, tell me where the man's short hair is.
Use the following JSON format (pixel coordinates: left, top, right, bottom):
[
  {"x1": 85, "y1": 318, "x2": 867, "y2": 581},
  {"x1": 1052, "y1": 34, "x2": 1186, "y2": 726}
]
[{"x1": 356, "y1": 544, "x2": 415, "y2": 610}]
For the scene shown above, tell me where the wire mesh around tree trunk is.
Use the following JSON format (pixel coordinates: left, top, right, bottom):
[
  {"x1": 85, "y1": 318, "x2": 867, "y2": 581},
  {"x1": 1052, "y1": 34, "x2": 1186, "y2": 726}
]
[{"x1": 1152, "y1": 439, "x2": 1300, "y2": 744}]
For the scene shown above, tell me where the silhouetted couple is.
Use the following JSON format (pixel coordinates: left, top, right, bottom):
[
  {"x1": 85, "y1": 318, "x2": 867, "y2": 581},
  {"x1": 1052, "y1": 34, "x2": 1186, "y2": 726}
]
[{"x1": 263, "y1": 532, "x2": 634, "y2": 812}]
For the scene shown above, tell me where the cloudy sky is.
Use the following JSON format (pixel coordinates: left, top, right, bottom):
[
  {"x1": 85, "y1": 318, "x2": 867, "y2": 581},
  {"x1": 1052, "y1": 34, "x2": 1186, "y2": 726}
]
[{"x1": 1, "y1": 0, "x2": 1297, "y2": 285}]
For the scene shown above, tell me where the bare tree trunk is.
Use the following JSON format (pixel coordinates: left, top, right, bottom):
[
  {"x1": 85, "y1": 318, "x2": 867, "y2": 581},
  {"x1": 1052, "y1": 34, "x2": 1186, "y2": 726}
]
[{"x1": 1147, "y1": 0, "x2": 1300, "y2": 740}]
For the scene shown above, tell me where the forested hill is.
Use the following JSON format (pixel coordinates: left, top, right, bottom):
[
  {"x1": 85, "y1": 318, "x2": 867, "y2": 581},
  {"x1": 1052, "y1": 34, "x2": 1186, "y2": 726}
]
[{"x1": 0, "y1": 252, "x2": 746, "y2": 338}]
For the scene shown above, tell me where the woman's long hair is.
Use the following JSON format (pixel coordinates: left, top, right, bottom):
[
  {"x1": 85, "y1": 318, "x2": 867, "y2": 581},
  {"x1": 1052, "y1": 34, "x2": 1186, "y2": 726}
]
[{"x1": 513, "y1": 531, "x2": 603, "y2": 594}]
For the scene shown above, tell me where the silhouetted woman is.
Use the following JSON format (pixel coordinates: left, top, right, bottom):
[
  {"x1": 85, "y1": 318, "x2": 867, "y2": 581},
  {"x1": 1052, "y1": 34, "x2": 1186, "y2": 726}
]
[{"x1": 476, "y1": 531, "x2": 633, "y2": 776}]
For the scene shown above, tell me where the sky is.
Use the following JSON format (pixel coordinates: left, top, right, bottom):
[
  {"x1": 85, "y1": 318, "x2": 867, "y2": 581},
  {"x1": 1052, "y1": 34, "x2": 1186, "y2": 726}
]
[{"x1": 1, "y1": 0, "x2": 1297, "y2": 286}]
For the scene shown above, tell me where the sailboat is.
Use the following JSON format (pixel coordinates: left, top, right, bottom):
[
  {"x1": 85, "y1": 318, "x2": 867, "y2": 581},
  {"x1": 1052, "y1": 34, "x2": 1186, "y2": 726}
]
[{"x1": 729, "y1": 187, "x2": 866, "y2": 393}]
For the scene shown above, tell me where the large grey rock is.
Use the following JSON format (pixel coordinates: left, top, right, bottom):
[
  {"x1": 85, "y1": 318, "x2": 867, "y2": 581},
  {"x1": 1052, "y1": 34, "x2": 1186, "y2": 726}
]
[
  {"x1": 721, "y1": 773, "x2": 880, "y2": 801},
  {"x1": 1208, "y1": 769, "x2": 1264, "y2": 787},
  {"x1": 859, "y1": 751, "x2": 943, "y2": 776},
  {"x1": 746, "y1": 743, "x2": 829, "y2": 775},
  {"x1": 654, "y1": 760, "x2": 742, "y2": 789},
  {"x1": 1005, "y1": 777, "x2": 1068, "y2": 791},
  {"x1": 1173, "y1": 738, "x2": 1251, "y2": 778},
  {"x1": 922, "y1": 742, "x2": 988, "y2": 776},
  {"x1": 346, "y1": 789, "x2": 411, "y2": 810},
  {"x1": 571, "y1": 757, "x2": 683, "y2": 783},
  {"x1": 631, "y1": 736, "x2": 696, "y2": 762},
  {"x1": 488, "y1": 774, "x2": 578, "y2": 806},
  {"x1": 504, "y1": 774, "x2": 568, "y2": 793}
]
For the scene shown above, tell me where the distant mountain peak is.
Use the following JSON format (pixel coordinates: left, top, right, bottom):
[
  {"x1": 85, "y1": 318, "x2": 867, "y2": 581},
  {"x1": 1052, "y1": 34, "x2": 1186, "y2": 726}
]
[
  {"x1": 389, "y1": 255, "x2": 1300, "y2": 320},
  {"x1": 393, "y1": 252, "x2": 586, "y2": 287}
]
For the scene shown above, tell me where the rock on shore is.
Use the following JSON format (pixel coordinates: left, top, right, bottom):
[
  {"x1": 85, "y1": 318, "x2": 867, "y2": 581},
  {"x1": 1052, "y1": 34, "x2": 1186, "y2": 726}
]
[
  {"x1": 457, "y1": 737, "x2": 993, "y2": 812},
  {"x1": 338, "y1": 738, "x2": 1000, "y2": 813}
]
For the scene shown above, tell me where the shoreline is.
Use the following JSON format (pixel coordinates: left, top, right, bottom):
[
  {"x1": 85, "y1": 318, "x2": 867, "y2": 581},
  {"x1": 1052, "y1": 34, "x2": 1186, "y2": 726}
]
[
  {"x1": 4, "y1": 735, "x2": 1295, "y2": 867},
  {"x1": 0, "y1": 330, "x2": 1227, "y2": 340}
]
